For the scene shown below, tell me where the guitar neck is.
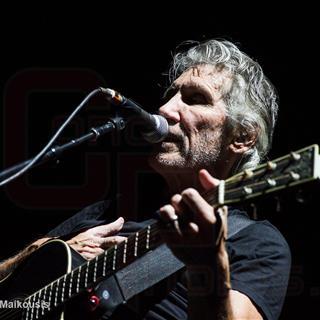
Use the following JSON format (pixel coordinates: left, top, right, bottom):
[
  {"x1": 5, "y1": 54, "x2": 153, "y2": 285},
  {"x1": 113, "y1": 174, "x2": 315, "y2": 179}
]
[{"x1": 23, "y1": 220, "x2": 163, "y2": 318}]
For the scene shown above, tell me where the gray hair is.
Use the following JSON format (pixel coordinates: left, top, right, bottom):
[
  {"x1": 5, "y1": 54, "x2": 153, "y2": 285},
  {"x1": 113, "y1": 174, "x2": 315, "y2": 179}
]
[{"x1": 168, "y1": 40, "x2": 278, "y2": 173}]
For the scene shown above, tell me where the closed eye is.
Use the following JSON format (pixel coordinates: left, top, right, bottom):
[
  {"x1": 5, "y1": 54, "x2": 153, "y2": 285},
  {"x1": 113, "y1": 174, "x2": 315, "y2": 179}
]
[
  {"x1": 184, "y1": 93, "x2": 208, "y2": 105},
  {"x1": 162, "y1": 86, "x2": 178, "y2": 102}
]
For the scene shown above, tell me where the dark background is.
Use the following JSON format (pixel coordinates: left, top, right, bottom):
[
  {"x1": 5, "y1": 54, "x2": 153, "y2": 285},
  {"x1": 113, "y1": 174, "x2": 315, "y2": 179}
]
[{"x1": 1, "y1": 5, "x2": 319, "y2": 319}]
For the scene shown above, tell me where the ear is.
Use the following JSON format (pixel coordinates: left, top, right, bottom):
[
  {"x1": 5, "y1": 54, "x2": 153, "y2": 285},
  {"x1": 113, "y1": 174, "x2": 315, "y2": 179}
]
[{"x1": 229, "y1": 130, "x2": 257, "y2": 156}]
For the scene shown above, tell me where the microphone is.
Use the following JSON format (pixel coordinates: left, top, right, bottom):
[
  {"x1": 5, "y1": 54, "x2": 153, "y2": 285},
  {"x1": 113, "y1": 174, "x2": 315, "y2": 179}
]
[{"x1": 100, "y1": 87, "x2": 168, "y2": 143}]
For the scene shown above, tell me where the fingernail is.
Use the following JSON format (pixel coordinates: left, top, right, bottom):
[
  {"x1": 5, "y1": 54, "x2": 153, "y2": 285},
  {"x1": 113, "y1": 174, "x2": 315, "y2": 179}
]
[{"x1": 171, "y1": 214, "x2": 178, "y2": 221}]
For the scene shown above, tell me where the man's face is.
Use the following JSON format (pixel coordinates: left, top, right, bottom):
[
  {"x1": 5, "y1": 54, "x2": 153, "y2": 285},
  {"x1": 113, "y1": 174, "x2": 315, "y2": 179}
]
[{"x1": 149, "y1": 64, "x2": 233, "y2": 175}]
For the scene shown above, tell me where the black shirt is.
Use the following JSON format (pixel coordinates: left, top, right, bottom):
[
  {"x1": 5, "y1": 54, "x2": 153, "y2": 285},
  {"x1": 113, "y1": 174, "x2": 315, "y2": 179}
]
[{"x1": 47, "y1": 200, "x2": 291, "y2": 320}]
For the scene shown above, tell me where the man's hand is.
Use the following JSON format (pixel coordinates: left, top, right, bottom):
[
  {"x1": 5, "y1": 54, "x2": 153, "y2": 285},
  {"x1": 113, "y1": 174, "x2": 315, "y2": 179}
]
[
  {"x1": 66, "y1": 217, "x2": 126, "y2": 260},
  {"x1": 159, "y1": 169, "x2": 227, "y2": 263},
  {"x1": 159, "y1": 169, "x2": 233, "y2": 319}
]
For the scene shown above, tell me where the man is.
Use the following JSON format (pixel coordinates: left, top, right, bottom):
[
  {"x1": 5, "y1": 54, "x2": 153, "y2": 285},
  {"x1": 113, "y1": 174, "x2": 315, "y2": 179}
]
[{"x1": 0, "y1": 40, "x2": 291, "y2": 319}]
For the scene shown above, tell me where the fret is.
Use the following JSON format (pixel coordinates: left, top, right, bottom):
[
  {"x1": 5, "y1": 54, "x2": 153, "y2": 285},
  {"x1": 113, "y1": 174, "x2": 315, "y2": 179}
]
[
  {"x1": 88, "y1": 259, "x2": 96, "y2": 285},
  {"x1": 30, "y1": 293, "x2": 35, "y2": 319},
  {"x1": 36, "y1": 289, "x2": 44, "y2": 319},
  {"x1": 68, "y1": 271, "x2": 73, "y2": 298},
  {"x1": 95, "y1": 256, "x2": 102, "y2": 281},
  {"x1": 103, "y1": 252, "x2": 107, "y2": 276},
  {"x1": 146, "y1": 225, "x2": 151, "y2": 249},
  {"x1": 35, "y1": 293, "x2": 40, "y2": 319},
  {"x1": 47, "y1": 283, "x2": 53, "y2": 311},
  {"x1": 93, "y1": 256, "x2": 98, "y2": 282},
  {"x1": 24, "y1": 308, "x2": 29, "y2": 320},
  {"x1": 42, "y1": 285, "x2": 47, "y2": 315},
  {"x1": 112, "y1": 245, "x2": 118, "y2": 270},
  {"x1": 61, "y1": 274, "x2": 67, "y2": 302},
  {"x1": 24, "y1": 299, "x2": 30, "y2": 320},
  {"x1": 35, "y1": 288, "x2": 44, "y2": 319},
  {"x1": 71, "y1": 269, "x2": 80, "y2": 296},
  {"x1": 123, "y1": 239, "x2": 128, "y2": 264},
  {"x1": 134, "y1": 232, "x2": 139, "y2": 256},
  {"x1": 54, "y1": 278, "x2": 60, "y2": 307},
  {"x1": 76, "y1": 266, "x2": 82, "y2": 293},
  {"x1": 84, "y1": 261, "x2": 89, "y2": 287}
]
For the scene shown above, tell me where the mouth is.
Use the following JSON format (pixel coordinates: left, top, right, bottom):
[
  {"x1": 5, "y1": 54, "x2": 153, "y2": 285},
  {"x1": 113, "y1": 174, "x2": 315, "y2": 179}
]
[{"x1": 163, "y1": 132, "x2": 183, "y2": 143}]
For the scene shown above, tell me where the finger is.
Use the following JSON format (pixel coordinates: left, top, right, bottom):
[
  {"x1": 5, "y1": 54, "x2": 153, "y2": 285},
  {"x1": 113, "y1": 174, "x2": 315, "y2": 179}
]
[
  {"x1": 74, "y1": 245, "x2": 104, "y2": 258},
  {"x1": 93, "y1": 217, "x2": 124, "y2": 237},
  {"x1": 188, "y1": 222, "x2": 199, "y2": 234},
  {"x1": 78, "y1": 239, "x2": 99, "y2": 248},
  {"x1": 100, "y1": 236, "x2": 127, "y2": 249},
  {"x1": 83, "y1": 236, "x2": 111, "y2": 248},
  {"x1": 159, "y1": 204, "x2": 183, "y2": 237},
  {"x1": 84, "y1": 247, "x2": 104, "y2": 255},
  {"x1": 171, "y1": 194, "x2": 184, "y2": 213},
  {"x1": 181, "y1": 188, "x2": 216, "y2": 225},
  {"x1": 67, "y1": 236, "x2": 99, "y2": 248},
  {"x1": 216, "y1": 206, "x2": 228, "y2": 247},
  {"x1": 82, "y1": 252, "x2": 99, "y2": 261},
  {"x1": 198, "y1": 169, "x2": 220, "y2": 191},
  {"x1": 159, "y1": 204, "x2": 179, "y2": 223}
]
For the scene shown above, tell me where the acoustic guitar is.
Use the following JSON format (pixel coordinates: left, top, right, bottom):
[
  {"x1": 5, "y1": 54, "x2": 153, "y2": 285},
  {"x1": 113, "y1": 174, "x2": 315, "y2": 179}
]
[{"x1": 0, "y1": 144, "x2": 319, "y2": 320}]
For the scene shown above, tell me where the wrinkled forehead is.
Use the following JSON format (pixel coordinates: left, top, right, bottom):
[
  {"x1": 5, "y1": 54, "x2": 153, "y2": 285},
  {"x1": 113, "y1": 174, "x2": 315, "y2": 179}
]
[{"x1": 174, "y1": 64, "x2": 233, "y2": 93}]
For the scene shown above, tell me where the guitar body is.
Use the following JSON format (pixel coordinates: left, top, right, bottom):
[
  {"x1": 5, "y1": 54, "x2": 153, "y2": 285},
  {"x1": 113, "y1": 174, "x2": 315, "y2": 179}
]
[{"x1": 0, "y1": 240, "x2": 95, "y2": 320}]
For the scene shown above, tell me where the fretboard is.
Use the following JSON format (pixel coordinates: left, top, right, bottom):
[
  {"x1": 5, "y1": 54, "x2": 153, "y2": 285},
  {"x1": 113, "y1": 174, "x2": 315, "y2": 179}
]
[{"x1": 22, "y1": 221, "x2": 161, "y2": 319}]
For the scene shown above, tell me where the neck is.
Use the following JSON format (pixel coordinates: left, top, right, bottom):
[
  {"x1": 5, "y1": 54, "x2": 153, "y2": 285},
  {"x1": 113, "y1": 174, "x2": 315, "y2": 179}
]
[
  {"x1": 161, "y1": 170, "x2": 202, "y2": 195},
  {"x1": 159, "y1": 161, "x2": 233, "y2": 195}
]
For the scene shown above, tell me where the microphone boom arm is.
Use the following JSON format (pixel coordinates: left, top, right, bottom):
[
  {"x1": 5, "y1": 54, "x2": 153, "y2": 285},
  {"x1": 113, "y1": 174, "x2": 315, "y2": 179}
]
[{"x1": 0, "y1": 117, "x2": 126, "y2": 184}]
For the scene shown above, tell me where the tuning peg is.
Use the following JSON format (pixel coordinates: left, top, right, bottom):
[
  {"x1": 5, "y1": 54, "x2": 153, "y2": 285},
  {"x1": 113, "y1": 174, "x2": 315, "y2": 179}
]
[
  {"x1": 290, "y1": 152, "x2": 301, "y2": 161},
  {"x1": 290, "y1": 172, "x2": 300, "y2": 181},
  {"x1": 267, "y1": 178, "x2": 277, "y2": 187},
  {"x1": 244, "y1": 169, "x2": 254, "y2": 178},
  {"x1": 267, "y1": 161, "x2": 277, "y2": 170},
  {"x1": 243, "y1": 186, "x2": 253, "y2": 195}
]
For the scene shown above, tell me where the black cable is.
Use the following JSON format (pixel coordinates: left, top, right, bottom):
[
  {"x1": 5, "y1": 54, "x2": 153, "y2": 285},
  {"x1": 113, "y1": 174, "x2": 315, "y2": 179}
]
[{"x1": 0, "y1": 88, "x2": 102, "y2": 187}]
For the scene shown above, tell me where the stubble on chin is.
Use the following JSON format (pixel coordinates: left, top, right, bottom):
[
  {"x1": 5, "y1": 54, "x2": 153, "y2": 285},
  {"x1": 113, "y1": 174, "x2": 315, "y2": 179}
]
[
  {"x1": 149, "y1": 143, "x2": 186, "y2": 174},
  {"x1": 149, "y1": 129, "x2": 223, "y2": 175}
]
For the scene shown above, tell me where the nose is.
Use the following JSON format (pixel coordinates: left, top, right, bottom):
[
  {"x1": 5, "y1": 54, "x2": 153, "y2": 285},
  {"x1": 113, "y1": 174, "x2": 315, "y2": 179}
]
[{"x1": 158, "y1": 94, "x2": 181, "y2": 123}]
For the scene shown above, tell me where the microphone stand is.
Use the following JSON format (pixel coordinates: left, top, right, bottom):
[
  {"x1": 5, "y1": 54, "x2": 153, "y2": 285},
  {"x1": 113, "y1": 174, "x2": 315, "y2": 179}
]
[{"x1": 0, "y1": 115, "x2": 126, "y2": 182}]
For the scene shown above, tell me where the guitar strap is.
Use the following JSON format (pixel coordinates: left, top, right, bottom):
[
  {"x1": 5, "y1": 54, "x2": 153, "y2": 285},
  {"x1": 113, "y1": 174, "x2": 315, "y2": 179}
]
[{"x1": 96, "y1": 210, "x2": 254, "y2": 318}]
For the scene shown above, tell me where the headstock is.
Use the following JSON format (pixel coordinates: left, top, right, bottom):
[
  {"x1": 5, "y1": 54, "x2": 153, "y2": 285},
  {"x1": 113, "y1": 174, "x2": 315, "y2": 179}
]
[{"x1": 205, "y1": 145, "x2": 320, "y2": 207}]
